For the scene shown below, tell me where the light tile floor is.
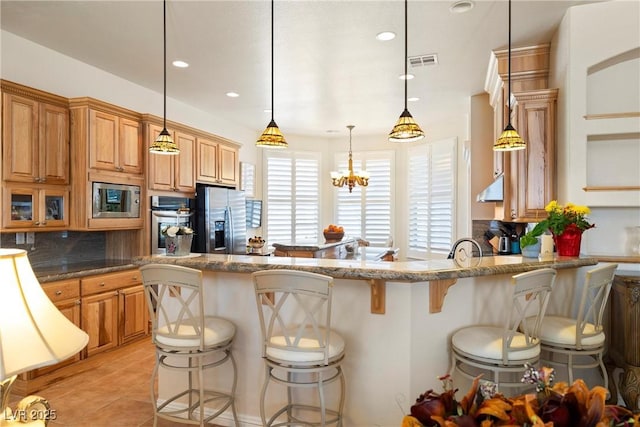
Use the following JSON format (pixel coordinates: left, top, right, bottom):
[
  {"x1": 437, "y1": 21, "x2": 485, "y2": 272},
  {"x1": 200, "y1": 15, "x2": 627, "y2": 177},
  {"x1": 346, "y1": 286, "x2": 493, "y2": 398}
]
[{"x1": 9, "y1": 338, "x2": 221, "y2": 427}]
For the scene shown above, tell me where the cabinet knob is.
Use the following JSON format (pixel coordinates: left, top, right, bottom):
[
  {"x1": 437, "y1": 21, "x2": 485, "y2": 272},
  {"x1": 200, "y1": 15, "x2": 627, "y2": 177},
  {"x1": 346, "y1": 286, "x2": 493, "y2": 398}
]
[
  {"x1": 99, "y1": 282, "x2": 105, "y2": 287},
  {"x1": 55, "y1": 290, "x2": 63, "y2": 296},
  {"x1": 34, "y1": 221, "x2": 40, "y2": 226}
]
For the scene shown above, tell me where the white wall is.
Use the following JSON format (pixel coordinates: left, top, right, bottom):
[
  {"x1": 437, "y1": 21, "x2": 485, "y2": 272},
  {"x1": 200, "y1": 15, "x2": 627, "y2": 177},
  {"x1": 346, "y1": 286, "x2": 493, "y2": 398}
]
[{"x1": 550, "y1": 0, "x2": 640, "y2": 260}]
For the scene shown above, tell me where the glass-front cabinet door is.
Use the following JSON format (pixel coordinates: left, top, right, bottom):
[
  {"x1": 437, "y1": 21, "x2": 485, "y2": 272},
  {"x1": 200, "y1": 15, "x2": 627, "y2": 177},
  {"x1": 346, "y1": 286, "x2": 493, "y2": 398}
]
[{"x1": 3, "y1": 186, "x2": 68, "y2": 229}]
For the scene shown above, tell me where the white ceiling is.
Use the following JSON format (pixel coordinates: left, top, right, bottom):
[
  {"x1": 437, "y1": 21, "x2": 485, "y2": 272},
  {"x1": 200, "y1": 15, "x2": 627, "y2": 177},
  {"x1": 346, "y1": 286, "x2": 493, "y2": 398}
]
[{"x1": 0, "y1": 0, "x2": 601, "y2": 138}]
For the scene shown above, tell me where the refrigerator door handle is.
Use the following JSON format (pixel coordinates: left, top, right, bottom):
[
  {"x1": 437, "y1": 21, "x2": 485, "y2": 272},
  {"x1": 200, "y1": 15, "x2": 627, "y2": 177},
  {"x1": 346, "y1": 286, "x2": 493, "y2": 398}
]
[{"x1": 226, "y1": 207, "x2": 234, "y2": 253}]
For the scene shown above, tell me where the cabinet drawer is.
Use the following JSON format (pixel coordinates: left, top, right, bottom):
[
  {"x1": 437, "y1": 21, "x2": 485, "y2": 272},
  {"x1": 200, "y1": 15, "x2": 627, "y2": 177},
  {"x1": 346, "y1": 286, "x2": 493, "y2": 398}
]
[
  {"x1": 42, "y1": 278, "x2": 80, "y2": 303},
  {"x1": 81, "y1": 269, "x2": 141, "y2": 296}
]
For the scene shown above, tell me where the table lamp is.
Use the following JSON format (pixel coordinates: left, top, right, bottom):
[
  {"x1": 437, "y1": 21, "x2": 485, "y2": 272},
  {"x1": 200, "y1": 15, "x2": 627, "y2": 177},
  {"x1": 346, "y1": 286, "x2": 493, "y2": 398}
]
[{"x1": 0, "y1": 249, "x2": 89, "y2": 426}]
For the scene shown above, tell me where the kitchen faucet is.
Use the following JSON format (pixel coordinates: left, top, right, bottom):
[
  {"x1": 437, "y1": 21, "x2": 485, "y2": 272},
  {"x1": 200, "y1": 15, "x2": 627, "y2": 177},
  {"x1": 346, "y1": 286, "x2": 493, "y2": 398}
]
[{"x1": 447, "y1": 238, "x2": 483, "y2": 260}]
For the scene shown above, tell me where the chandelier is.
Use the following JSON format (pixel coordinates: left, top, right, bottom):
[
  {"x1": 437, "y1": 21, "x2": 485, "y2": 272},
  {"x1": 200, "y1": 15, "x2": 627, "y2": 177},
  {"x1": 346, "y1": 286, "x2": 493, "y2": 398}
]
[{"x1": 330, "y1": 125, "x2": 369, "y2": 193}]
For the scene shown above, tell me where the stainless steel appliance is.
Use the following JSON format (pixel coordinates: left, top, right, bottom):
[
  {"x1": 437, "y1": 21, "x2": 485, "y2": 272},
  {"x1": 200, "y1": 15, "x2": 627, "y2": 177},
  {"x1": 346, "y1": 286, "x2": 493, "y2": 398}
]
[
  {"x1": 194, "y1": 185, "x2": 246, "y2": 254},
  {"x1": 92, "y1": 182, "x2": 141, "y2": 218},
  {"x1": 150, "y1": 196, "x2": 194, "y2": 255}
]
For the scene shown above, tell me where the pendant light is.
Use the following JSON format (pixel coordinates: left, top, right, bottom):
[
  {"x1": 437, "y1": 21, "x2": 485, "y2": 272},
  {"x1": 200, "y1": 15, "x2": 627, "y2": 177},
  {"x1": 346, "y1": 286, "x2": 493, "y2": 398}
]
[
  {"x1": 149, "y1": 0, "x2": 179, "y2": 155},
  {"x1": 330, "y1": 125, "x2": 369, "y2": 193},
  {"x1": 388, "y1": 0, "x2": 425, "y2": 143},
  {"x1": 256, "y1": 0, "x2": 287, "y2": 148},
  {"x1": 493, "y1": 0, "x2": 525, "y2": 151}
]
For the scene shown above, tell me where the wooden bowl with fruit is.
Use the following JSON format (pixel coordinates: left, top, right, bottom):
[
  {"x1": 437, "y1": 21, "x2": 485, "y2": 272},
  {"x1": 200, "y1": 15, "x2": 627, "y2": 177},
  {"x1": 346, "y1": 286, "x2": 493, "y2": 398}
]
[{"x1": 323, "y1": 224, "x2": 344, "y2": 243}]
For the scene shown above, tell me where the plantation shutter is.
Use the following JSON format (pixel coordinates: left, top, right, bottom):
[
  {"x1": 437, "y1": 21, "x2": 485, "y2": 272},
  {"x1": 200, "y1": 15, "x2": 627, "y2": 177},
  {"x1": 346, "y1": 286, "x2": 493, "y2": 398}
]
[
  {"x1": 334, "y1": 151, "x2": 394, "y2": 246},
  {"x1": 407, "y1": 138, "x2": 456, "y2": 258},
  {"x1": 265, "y1": 151, "x2": 320, "y2": 246}
]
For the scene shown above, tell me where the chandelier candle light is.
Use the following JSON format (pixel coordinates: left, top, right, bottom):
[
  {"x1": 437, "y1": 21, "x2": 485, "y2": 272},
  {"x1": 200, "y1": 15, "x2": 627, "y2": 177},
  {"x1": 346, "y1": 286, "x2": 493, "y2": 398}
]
[
  {"x1": 388, "y1": 0, "x2": 425, "y2": 143},
  {"x1": 256, "y1": 0, "x2": 287, "y2": 148},
  {"x1": 331, "y1": 125, "x2": 369, "y2": 193},
  {"x1": 149, "y1": 0, "x2": 179, "y2": 155},
  {"x1": 493, "y1": 0, "x2": 525, "y2": 151}
]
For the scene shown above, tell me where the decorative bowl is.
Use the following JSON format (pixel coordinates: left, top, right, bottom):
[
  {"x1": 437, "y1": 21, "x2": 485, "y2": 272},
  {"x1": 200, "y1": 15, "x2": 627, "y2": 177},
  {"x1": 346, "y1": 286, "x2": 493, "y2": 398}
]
[
  {"x1": 323, "y1": 231, "x2": 345, "y2": 243},
  {"x1": 249, "y1": 241, "x2": 265, "y2": 249}
]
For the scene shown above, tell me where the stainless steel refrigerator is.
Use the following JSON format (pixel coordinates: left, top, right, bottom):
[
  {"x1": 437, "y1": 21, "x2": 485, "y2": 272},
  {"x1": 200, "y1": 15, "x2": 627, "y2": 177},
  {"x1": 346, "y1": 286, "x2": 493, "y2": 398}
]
[{"x1": 194, "y1": 185, "x2": 247, "y2": 254}]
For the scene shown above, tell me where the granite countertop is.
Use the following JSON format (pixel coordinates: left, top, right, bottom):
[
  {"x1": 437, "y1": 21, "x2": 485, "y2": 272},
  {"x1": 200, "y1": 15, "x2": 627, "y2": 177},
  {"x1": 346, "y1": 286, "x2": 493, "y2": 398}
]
[
  {"x1": 133, "y1": 253, "x2": 598, "y2": 283},
  {"x1": 33, "y1": 259, "x2": 137, "y2": 283}
]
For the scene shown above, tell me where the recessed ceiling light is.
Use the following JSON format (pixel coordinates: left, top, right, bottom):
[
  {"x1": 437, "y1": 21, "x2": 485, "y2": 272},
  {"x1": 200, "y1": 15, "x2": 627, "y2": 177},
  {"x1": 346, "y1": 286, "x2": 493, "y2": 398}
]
[
  {"x1": 263, "y1": 108, "x2": 272, "y2": 113},
  {"x1": 226, "y1": 92, "x2": 239, "y2": 98},
  {"x1": 399, "y1": 74, "x2": 415, "y2": 80},
  {"x1": 408, "y1": 97, "x2": 420, "y2": 102},
  {"x1": 326, "y1": 129, "x2": 340, "y2": 134},
  {"x1": 450, "y1": 0, "x2": 474, "y2": 14},
  {"x1": 376, "y1": 31, "x2": 396, "y2": 41},
  {"x1": 172, "y1": 60, "x2": 189, "y2": 68}
]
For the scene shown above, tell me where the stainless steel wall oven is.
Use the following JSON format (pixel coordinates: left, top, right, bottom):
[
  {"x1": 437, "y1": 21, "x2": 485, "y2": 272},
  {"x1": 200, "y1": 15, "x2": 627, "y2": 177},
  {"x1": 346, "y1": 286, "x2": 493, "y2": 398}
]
[{"x1": 150, "y1": 196, "x2": 194, "y2": 255}]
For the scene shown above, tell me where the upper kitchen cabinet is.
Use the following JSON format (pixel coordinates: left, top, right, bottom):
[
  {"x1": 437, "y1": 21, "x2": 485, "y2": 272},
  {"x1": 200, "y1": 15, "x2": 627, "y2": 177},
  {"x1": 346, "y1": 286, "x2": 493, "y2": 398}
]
[
  {"x1": 69, "y1": 98, "x2": 144, "y2": 230},
  {"x1": 69, "y1": 97, "x2": 143, "y2": 178},
  {"x1": 2, "y1": 80, "x2": 70, "y2": 185},
  {"x1": 196, "y1": 136, "x2": 239, "y2": 187},
  {"x1": 145, "y1": 121, "x2": 196, "y2": 194},
  {"x1": 485, "y1": 45, "x2": 558, "y2": 222}
]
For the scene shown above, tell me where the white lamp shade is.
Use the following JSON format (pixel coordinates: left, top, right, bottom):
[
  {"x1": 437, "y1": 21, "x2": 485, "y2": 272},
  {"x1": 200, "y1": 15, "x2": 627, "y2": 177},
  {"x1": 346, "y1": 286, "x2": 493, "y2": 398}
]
[{"x1": 0, "y1": 249, "x2": 89, "y2": 380}]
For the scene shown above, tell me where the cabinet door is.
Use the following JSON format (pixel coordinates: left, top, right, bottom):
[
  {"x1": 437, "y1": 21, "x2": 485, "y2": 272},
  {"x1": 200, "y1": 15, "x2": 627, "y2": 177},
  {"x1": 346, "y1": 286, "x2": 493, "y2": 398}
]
[
  {"x1": 174, "y1": 131, "x2": 196, "y2": 193},
  {"x1": 119, "y1": 284, "x2": 149, "y2": 345},
  {"x1": 3, "y1": 187, "x2": 36, "y2": 228},
  {"x1": 218, "y1": 143, "x2": 238, "y2": 186},
  {"x1": 2, "y1": 93, "x2": 39, "y2": 183},
  {"x1": 89, "y1": 109, "x2": 119, "y2": 172},
  {"x1": 41, "y1": 188, "x2": 69, "y2": 228},
  {"x1": 39, "y1": 102, "x2": 69, "y2": 185},
  {"x1": 196, "y1": 137, "x2": 219, "y2": 184},
  {"x1": 147, "y1": 124, "x2": 175, "y2": 191},
  {"x1": 119, "y1": 117, "x2": 143, "y2": 175},
  {"x1": 81, "y1": 291, "x2": 119, "y2": 357}
]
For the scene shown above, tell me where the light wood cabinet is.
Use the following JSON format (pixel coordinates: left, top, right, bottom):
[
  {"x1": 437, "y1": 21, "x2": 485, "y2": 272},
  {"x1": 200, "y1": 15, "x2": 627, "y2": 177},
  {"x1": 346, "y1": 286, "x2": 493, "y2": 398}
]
[
  {"x1": 69, "y1": 98, "x2": 144, "y2": 230},
  {"x1": 147, "y1": 123, "x2": 196, "y2": 193},
  {"x1": 2, "y1": 84, "x2": 69, "y2": 185},
  {"x1": 2, "y1": 184, "x2": 69, "y2": 230},
  {"x1": 196, "y1": 137, "x2": 239, "y2": 187},
  {"x1": 505, "y1": 89, "x2": 558, "y2": 222},
  {"x1": 89, "y1": 109, "x2": 143, "y2": 175},
  {"x1": 80, "y1": 269, "x2": 146, "y2": 357}
]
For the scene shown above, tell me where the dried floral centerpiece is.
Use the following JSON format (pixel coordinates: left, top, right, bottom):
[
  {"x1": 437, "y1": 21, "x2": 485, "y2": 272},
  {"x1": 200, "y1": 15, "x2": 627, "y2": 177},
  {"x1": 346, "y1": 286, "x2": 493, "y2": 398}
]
[
  {"x1": 403, "y1": 365, "x2": 638, "y2": 427},
  {"x1": 162, "y1": 226, "x2": 194, "y2": 256}
]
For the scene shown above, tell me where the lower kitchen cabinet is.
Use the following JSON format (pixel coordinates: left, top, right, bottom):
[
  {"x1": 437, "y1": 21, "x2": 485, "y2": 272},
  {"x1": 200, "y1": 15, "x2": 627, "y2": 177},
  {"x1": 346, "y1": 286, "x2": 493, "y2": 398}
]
[{"x1": 80, "y1": 269, "x2": 147, "y2": 357}]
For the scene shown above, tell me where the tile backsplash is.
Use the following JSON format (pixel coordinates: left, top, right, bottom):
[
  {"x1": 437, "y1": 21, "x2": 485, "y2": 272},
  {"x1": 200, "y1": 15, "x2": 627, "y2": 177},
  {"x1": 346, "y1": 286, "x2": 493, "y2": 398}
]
[{"x1": 0, "y1": 231, "x2": 106, "y2": 268}]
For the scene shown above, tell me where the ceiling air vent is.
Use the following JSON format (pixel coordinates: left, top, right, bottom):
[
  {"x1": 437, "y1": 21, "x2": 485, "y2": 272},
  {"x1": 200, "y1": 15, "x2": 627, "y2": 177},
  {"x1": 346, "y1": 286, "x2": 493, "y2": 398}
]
[{"x1": 409, "y1": 54, "x2": 438, "y2": 68}]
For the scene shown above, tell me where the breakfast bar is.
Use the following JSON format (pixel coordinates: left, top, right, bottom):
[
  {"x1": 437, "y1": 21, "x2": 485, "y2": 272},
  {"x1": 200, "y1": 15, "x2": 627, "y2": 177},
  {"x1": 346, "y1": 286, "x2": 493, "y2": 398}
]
[{"x1": 134, "y1": 253, "x2": 598, "y2": 426}]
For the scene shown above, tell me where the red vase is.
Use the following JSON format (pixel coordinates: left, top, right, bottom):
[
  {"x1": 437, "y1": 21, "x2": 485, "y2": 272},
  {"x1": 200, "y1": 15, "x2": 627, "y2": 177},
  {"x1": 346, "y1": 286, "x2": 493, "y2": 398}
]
[{"x1": 553, "y1": 224, "x2": 583, "y2": 257}]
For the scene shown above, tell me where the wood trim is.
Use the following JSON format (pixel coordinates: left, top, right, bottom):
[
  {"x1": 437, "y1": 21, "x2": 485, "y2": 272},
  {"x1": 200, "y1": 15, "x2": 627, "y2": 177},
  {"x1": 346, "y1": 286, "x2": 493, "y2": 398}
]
[
  {"x1": 69, "y1": 97, "x2": 141, "y2": 121},
  {"x1": 584, "y1": 112, "x2": 640, "y2": 120},
  {"x1": 1, "y1": 79, "x2": 69, "y2": 107},
  {"x1": 582, "y1": 186, "x2": 640, "y2": 191},
  {"x1": 429, "y1": 278, "x2": 458, "y2": 313},
  {"x1": 368, "y1": 279, "x2": 386, "y2": 314}
]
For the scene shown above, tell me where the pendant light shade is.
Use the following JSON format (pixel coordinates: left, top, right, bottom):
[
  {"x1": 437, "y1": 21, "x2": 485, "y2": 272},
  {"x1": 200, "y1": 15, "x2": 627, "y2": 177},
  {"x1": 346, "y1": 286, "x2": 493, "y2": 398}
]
[
  {"x1": 257, "y1": 0, "x2": 287, "y2": 148},
  {"x1": 149, "y1": 0, "x2": 179, "y2": 155},
  {"x1": 389, "y1": 0, "x2": 424, "y2": 143},
  {"x1": 493, "y1": 0, "x2": 525, "y2": 151}
]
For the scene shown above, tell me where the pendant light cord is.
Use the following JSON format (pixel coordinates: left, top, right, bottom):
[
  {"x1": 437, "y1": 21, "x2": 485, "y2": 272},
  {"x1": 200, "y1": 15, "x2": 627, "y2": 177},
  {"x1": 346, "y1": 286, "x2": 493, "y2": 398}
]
[
  {"x1": 507, "y1": 0, "x2": 512, "y2": 127},
  {"x1": 271, "y1": 0, "x2": 275, "y2": 121},
  {"x1": 163, "y1": 0, "x2": 167, "y2": 129},
  {"x1": 404, "y1": 0, "x2": 408, "y2": 111}
]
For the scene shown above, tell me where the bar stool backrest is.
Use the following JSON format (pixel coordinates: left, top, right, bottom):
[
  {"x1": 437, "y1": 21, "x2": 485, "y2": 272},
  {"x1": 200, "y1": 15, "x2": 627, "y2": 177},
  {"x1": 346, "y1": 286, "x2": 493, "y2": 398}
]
[
  {"x1": 253, "y1": 269, "x2": 335, "y2": 366},
  {"x1": 575, "y1": 263, "x2": 618, "y2": 349},
  {"x1": 504, "y1": 268, "x2": 556, "y2": 364},
  {"x1": 140, "y1": 264, "x2": 207, "y2": 352}
]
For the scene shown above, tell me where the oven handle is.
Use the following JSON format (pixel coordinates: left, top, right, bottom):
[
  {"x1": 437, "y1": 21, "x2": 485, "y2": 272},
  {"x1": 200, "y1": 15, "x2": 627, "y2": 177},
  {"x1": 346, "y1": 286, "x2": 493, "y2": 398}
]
[{"x1": 151, "y1": 211, "x2": 194, "y2": 219}]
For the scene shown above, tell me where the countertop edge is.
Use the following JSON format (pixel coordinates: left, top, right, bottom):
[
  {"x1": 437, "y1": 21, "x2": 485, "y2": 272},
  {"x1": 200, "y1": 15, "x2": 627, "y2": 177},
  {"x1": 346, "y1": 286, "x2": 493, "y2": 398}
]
[
  {"x1": 37, "y1": 264, "x2": 137, "y2": 283},
  {"x1": 132, "y1": 254, "x2": 598, "y2": 282}
]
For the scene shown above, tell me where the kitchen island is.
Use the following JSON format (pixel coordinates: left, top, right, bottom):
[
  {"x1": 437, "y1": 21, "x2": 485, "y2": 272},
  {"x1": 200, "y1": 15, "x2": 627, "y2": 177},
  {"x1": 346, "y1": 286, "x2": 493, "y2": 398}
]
[{"x1": 133, "y1": 253, "x2": 599, "y2": 426}]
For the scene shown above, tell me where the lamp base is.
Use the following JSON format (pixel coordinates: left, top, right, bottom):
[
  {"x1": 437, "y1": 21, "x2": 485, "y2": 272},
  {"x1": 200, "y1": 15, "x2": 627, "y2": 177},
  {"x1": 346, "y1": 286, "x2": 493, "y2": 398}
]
[{"x1": 1, "y1": 377, "x2": 49, "y2": 426}]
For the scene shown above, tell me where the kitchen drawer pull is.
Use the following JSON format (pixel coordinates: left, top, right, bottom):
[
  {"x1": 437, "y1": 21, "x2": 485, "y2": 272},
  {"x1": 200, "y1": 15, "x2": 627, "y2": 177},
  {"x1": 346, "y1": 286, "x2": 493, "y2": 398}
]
[
  {"x1": 100, "y1": 282, "x2": 106, "y2": 286},
  {"x1": 55, "y1": 290, "x2": 63, "y2": 296}
]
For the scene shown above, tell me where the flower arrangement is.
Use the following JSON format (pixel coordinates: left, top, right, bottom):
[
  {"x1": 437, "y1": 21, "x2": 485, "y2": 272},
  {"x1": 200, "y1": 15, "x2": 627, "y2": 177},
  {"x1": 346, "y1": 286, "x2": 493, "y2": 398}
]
[
  {"x1": 521, "y1": 201, "x2": 595, "y2": 249},
  {"x1": 161, "y1": 225, "x2": 194, "y2": 237},
  {"x1": 402, "y1": 365, "x2": 639, "y2": 427}
]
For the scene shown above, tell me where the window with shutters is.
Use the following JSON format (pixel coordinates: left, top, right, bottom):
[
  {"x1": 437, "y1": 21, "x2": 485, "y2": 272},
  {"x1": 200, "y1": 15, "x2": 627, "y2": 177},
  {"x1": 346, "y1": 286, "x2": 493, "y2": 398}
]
[
  {"x1": 333, "y1": 151, "x2": 394, "y2": 246},
  {"x1": 407, "y1": 138, "x2": 457, "y2": 259},
  {"x1": 264, "y1": 151, "x2": 320, "y2": 246}
]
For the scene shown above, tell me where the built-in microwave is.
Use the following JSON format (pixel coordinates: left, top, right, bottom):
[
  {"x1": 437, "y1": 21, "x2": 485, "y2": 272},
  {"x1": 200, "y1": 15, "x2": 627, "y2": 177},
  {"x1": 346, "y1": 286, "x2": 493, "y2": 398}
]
[{"x1": 92, "y1": 182, "x2": 141, "y2": 218}]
